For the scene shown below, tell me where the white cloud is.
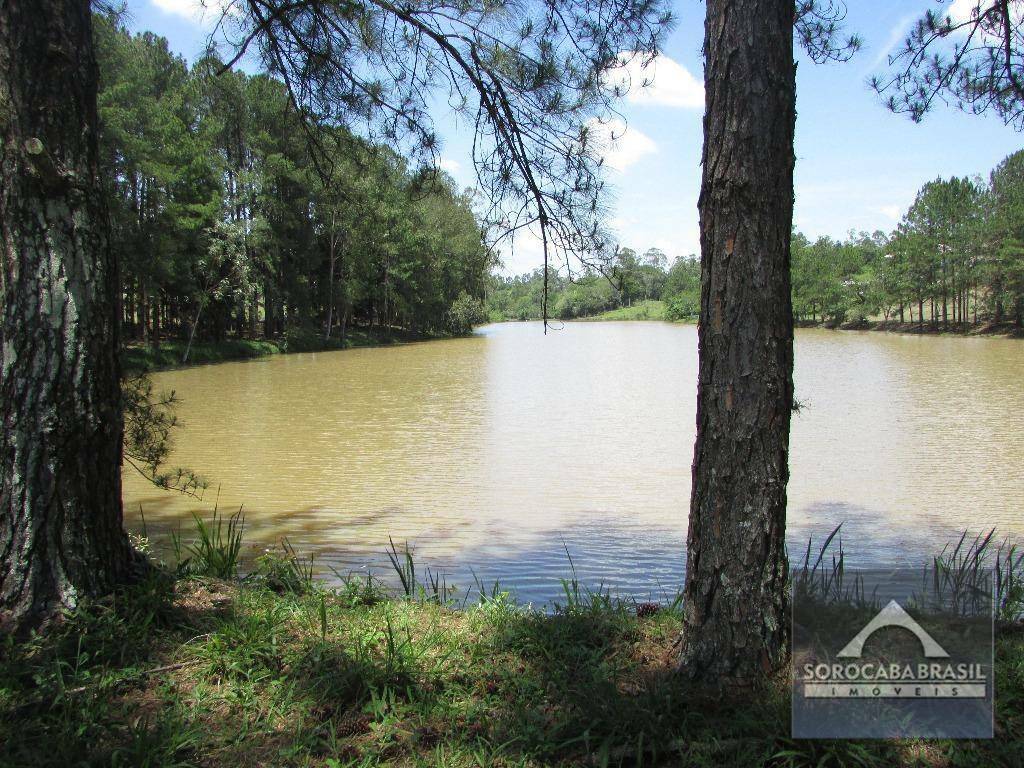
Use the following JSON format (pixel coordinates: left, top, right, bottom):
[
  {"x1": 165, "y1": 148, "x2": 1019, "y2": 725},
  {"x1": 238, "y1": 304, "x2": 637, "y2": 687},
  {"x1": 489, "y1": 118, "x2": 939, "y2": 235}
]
[
  {"x1": 586, "y1": 118, "x2": 657, "y2": 172},
  {"x1": 651, "y1": 237, "x2": 678, "y2": 254},
  {"x1": 151, "y1": 0, "x2": 204, "y2": 20},
  {"x1": 866, "y1": 13, "x2": 918, "y2": 72},
  {"x1": 438, "y1": 157, "x2": 461, "y2": 175},
  {"x1": 608, "y1": 53, "x2": 704, "y2": 109},
  {"x1": 943, "y1": 0, "x2": 1019, "y2": 38},
  {"x1": 947, "y1": 0, "x2": 981, "y2": 24},
  {"x1": 151, "y1": 0, "x2": 237, "y2": 24},
  {"x1": 494, "y1": 228, "x2": 548, "y2": 275},
  {"x1": 879, "y1": 204, "x2": 904, "y2": 221}
]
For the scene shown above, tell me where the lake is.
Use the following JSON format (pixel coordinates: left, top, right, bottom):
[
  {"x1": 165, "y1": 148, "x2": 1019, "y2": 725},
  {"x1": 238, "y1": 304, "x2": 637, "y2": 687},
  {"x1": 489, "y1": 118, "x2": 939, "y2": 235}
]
[{"x1": 123, "y1": 322, "x2": 1024, "y2": 605}]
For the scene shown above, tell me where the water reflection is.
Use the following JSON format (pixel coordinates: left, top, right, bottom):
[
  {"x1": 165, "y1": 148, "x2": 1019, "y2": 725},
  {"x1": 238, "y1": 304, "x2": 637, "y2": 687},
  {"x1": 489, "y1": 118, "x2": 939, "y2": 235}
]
[{"x1": 124, "y1": 322, "x2": 1024, "y2": 605}]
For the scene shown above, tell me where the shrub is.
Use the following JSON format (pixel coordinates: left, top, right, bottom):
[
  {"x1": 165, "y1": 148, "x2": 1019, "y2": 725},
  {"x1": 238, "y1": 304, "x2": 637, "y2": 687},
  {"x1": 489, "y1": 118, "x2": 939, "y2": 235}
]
[{"x1": 447, "y1": 291, "x2": 487, "y2": 335}]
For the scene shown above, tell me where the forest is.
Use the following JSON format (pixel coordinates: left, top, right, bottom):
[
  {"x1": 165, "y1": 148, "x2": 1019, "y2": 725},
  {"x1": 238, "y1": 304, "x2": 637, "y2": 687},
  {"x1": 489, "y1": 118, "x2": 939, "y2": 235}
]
[
  {"x1": 793, "y1": 155, "x2": 1024, "y2": 328},
  {"x1": 3, "y1": 0, "x2": 1024, "y2": 764},
  {"x1": 102, "y1": 8, "x2": 1024, "y2": 342},
  {"x1": 96, "y1": 15, "x2": 491, "y2": 353},
  {"x1": 486, "y1": 251, "x2": 701, "y2": 321},
  {"x1": 489, "y1": 151, "x2": 1024, "y2": 329},
  {"x1": 104, "y1": 7, "x2": 1024, "y2": 343}
]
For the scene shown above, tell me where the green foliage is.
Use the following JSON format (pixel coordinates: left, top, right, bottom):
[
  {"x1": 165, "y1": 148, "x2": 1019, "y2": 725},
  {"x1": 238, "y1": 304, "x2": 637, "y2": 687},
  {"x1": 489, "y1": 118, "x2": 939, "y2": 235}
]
[
  {"x1": 123, "y1": 339, "x2": 282, "y2": 373},
  {"x1": 791, "y1": 231, "x2": 888, "y2": 324},
  {"x1": 252, "y1": 539, "x2": 315, "y2": 596},
  {"x1": 446, "y1": 291, "x2": 487, "y2": 335},
  {"x1": 173, "y1": 507, "x2": 245, "y2": 579},
  {"x1": 281, "y1": 323, "x2": 331, "y2": 353},
  {"x1": 487, "y1": 152, "x2": 1024, "y2": 330},
  {"x1": 487, "y1": 252, "x2": 700, "y2": 322},
  {"x1": 996, "y1": 542, "x2": 1024, "y2": 624},
  {"x1": 385, "y1": 538, "x2": 455, "y2": 604},
  {"x1": 663, "y1": 255, "x2": 701, "y2": 320},
  {"x1": 583, "y1": 299, "x2": 667, "y2": 321},
  {"x1": 1, "y1": 537, "x2": 1022, "y2": 767},
  {"x1": 872, "y1": 2, "x2": 1024, "y2": 130},
  {"x1": 94, "y1": 15, "x2": 493, "y2": 357},
  {"x1": 791, "y1": 156, "x2": 1024, "y2": 329},
  {"x1": 122, "y1": 373, "x2": 205, "y2": 496}
]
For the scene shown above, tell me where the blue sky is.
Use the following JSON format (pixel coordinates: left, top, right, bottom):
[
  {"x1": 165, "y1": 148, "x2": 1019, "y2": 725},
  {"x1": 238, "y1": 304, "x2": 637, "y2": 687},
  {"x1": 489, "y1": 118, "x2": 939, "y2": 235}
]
[{"x1": 127, "y1": 0, "x2": 1022, "y2": 274}]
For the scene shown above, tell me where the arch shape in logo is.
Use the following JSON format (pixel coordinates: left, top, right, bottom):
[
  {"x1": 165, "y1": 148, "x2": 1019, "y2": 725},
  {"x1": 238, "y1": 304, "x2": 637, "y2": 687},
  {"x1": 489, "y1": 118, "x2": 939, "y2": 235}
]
[{"x1": 837, "y1": 600, "x2": 949, "y2": 659}]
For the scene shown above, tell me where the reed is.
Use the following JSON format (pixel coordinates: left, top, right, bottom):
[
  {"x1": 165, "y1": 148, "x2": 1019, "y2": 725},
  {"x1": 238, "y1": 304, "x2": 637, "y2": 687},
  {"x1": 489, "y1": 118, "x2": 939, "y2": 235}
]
[{"x1": 171, "y1": 505, "x2": 245, "y2": 579}]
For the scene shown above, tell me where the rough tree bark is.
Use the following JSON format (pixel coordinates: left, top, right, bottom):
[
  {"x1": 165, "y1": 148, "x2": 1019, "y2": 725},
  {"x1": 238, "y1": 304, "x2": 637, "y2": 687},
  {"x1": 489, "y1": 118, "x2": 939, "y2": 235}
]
[
  {"x1": 0, "y1": 0, "x2": 135, "y2": 633},
  {"x1": 679, "y1": 0, "x2": 796, "y2": 684}
]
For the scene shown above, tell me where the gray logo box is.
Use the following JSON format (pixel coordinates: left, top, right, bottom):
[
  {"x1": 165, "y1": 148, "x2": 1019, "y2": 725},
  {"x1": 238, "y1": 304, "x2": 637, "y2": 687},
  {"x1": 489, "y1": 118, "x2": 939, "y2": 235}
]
[{"x1": 792, "y1": 567, "x2": 993, "y2": 738}]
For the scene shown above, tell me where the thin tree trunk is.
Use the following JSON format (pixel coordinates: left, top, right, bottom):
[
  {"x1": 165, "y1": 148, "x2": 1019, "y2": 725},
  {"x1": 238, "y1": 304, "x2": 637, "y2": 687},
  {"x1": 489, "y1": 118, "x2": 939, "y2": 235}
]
[
  {"x1": 151, "y1": 293, "x2": 161, "y2": 346},
  {"x1": 140, "y1": 279, "x2": 149, "y2": 345},
  {"x1": 679, "y1": 0, "x2": 795, "y2": 684},
  {"x1": 0, "y1": 0, "x2": 136, "y2": 634},
  {"x1": 324, "y1": 213, "x2": 337, "y2": 342},
  {"x1": 183, "y1": 303, "x2": 203, "y2": 363}
]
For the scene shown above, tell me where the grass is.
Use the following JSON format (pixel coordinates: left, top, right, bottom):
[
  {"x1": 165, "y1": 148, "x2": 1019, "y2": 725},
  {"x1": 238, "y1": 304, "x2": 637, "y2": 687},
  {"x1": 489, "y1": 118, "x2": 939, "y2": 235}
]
[
  {"x1": 575, "y1": 300, "x2": 668, "y2": 322},
  {"x1": 795, "y1": 317, "x2": 1024, "y2": 339},
  {"x1": 1, "y1": 524, "x2": 1023, "y2": 767},
  {"x1": 123, "y1": 327, "x2": 455, "y2": 374},
  {"x1": 172, "y1": 506, "x2": 246, "y2": 580},
  {"x1": 124, "y1": 339, "x2": 283, "y2": 373}
]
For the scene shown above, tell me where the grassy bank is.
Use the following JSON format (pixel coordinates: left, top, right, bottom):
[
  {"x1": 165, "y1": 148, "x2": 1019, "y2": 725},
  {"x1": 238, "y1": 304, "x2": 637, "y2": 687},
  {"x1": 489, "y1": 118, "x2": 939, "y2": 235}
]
[
  {"x1": 573, "y1": 300, "x2": 669, "y2": 322},
  {"x1": 123, "y1": 328, "x2": 451, "y2": 374},
  {"x1": 2, "y1": 530, "x2": 1022, "y2": 767},
  {"x1": 796, "y1": 318, "x2": 1024, "y2": 338}
]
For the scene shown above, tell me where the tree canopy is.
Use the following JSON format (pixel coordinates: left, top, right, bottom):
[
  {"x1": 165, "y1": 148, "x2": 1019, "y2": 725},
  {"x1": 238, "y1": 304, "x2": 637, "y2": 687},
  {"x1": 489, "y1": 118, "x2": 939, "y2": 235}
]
[
  {"x1": 95, "y1": 14, "x2": 495, "y2": 348},
  {"x1": 873, "y1": 0, "x2": 1024, "y2": 129},
  {"x1": 205, "y1": 0, "x2": 673, "y2": 325}
]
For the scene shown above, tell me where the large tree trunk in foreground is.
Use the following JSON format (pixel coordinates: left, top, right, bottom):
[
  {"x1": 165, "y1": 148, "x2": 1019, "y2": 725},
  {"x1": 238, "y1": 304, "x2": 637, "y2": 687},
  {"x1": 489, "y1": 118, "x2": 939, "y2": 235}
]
[
  {"x1": 679, "y1": 0, "x2": 796, "y2": 684},
  {"x1": 0, "y1": 0, "x2": 134, "y2": 634}
]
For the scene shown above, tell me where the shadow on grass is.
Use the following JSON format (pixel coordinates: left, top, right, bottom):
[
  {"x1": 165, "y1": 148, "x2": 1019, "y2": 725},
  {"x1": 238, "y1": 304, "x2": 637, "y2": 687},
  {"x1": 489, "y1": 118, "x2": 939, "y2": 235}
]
[{"x1": 2, "y1": 568, "x2": 1023, "y2": 767}]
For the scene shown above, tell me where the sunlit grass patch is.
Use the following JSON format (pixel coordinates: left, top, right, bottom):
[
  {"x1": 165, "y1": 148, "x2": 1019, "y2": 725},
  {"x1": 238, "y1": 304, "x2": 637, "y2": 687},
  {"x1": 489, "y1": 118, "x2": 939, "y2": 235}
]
[
  {"x1": 1, "y1": 526, "x2": 1023, "y2": 766},
  {"x1": 575, "y1": 299, "x2": 668, "y2": 322}
]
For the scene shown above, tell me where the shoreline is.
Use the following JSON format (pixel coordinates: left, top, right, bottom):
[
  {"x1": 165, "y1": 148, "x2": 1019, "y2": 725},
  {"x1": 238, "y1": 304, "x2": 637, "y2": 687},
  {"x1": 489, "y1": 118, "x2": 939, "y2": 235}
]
[
  {"x1": 491, "y1": 315, "x2": 1023, "y2": 338},
  {"x1": 795, "y1": 318, "x2": 1024, "y2": 339},
  {"x1": 3, "y1": 527, "x2": 1021, "y2": 766},
  {"x1": 123, "y1": 327, "x2": 458, "y2": 374}
]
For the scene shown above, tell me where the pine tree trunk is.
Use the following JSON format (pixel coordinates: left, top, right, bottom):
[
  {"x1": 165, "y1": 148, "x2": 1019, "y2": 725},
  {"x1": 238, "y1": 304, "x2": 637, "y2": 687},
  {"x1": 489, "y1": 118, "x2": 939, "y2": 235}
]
[
  {"x1": 152, "y1": 294, "x2": 161, "y2": 346},
  {"x1": 324, "y1": 215, "x2": 337, "y2": 342},
  {"x1": 0, "y1": 0, "x2": 135, "y2": 634},
  {"x1": 679, "y1": 0, "x2": 796, "y2": 684}
]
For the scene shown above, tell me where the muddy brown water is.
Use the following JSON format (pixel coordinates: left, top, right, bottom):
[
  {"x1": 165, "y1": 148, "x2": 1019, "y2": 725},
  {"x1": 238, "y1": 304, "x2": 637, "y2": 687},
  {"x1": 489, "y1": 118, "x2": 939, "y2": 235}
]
[{"x1": 124, "y1": 322, "x2": 1024, "y2": 605}]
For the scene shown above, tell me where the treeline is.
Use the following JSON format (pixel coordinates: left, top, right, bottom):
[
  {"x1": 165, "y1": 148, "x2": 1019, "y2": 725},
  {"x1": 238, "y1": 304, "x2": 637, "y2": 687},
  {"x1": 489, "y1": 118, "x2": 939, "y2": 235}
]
[
  {"x1": 96, "y1": 16, "x2": 490, "y2": 354},
  {"x1": 491, "y1": 151, "x2": 1024, "y2": 330},
  {"x1": 793, "y1": 151, "x2": 1024, "y2": 328},
  {"x1": 487, "y1": 249, "x2": 701, "y2": 321}
]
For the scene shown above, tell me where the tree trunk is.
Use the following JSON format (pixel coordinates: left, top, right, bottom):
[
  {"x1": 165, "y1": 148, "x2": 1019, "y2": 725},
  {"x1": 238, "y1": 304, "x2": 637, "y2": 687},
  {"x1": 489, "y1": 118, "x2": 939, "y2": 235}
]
[
  {"x1": 679, "y1": 0, "x2": 796, "y2": 684},
  {"x1": 151, "y1": 293, "x2": 161, "y2": 346},
  {"x1": 263, "y1": 280, "x2": 274, "y2": 338},
  {"x1": 324, "y1": 215, "x2": 337, "y2": 342},
  {"x1": 0, "y1": 0, "x2": 136, "y2": 634},
  {"x1": 140, "y1": 279, "x2": 149, "y2": 345},
  {"x1": 183, "y1": 303, "x2": 203, "y2": 363}
]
